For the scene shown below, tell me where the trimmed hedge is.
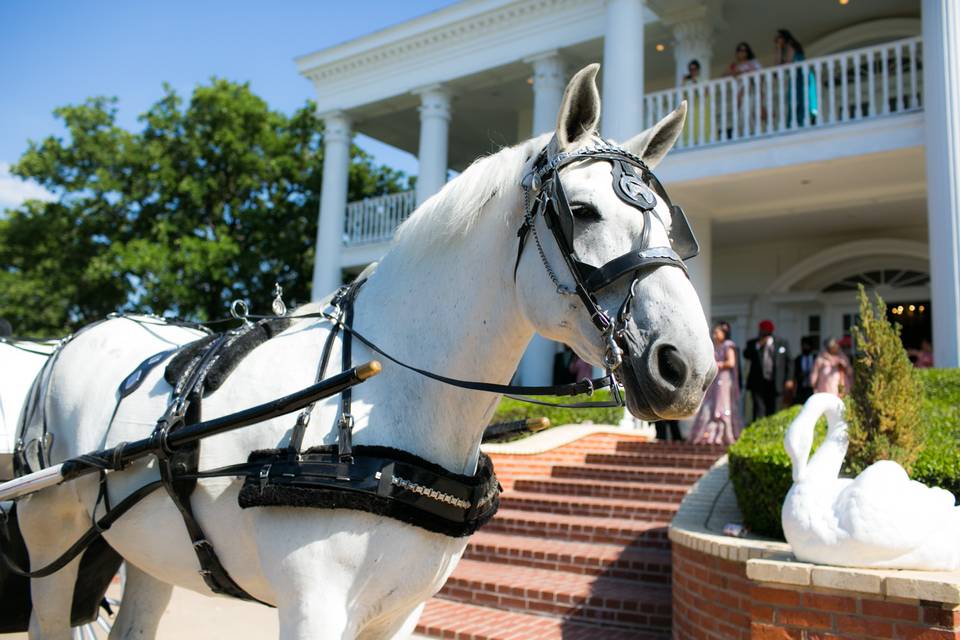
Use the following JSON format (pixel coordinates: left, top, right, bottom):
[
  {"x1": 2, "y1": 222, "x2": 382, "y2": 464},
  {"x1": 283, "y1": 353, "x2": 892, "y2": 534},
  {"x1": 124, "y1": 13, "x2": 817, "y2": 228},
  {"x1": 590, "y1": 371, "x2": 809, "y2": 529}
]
[
  {"x1": 490, "y1": 389, "x2": 623, "y2": 428},
  {"x1": 729, "y1": 369, "x2": 960, "y2": 539}
]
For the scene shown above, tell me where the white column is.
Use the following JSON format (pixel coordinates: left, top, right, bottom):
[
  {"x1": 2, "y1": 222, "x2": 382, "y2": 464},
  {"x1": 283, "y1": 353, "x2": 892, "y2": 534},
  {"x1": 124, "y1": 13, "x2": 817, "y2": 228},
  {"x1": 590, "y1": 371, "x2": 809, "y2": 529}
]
[
  {"x1": 672, "y1": 18, "x2": 714, "y2": 85},
  {"x1": 602, "y1": 0, "x2": 646, "y2": 141},
  {"x1": 526, "y1": 50, "x2": 566, "y2": 135},
  {"x1": 923, "y1": 0, "x2": 960, "y2": 367},
  {"x1": 519, "y1": 51, "x2": 567, "y2": 386},
  {"x1": 686, "y1": 212, "x2": 712, "y2": 324},
  {"x1": 311, "y1": 110, "x2": 351, "y2": 301},
  {"x1": 414, "y1": 85, "x2": 453, "y2": 206}
]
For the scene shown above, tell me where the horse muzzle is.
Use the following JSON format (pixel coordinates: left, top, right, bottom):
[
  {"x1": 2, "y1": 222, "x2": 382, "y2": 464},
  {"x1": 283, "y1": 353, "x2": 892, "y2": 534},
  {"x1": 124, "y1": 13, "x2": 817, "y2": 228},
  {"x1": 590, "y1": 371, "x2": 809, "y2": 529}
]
[{"x1": 616, "y1": 328, "x2": 717, "y2": 421}]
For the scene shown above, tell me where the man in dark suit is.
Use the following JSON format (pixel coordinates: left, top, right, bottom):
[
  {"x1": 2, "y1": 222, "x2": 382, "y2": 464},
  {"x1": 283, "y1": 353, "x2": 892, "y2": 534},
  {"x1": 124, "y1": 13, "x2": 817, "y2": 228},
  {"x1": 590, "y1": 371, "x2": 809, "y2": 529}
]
[
  {"x1": 743, "y1": 320, "x2": 794, "y2": 421},
  {"x1": 793, "y1": 336, "x2": 816, "y2": 405}
]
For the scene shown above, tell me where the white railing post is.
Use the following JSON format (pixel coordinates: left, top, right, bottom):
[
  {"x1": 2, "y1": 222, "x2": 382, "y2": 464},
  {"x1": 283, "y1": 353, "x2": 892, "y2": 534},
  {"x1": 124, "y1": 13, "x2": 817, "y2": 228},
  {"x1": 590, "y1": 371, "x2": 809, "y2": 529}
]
[
  {"x1": 909, "y1": 39, "x2": 919, "y2": 110},
  {"x1": 896, "y1": 41, "x2": 905, "y2": 112}
]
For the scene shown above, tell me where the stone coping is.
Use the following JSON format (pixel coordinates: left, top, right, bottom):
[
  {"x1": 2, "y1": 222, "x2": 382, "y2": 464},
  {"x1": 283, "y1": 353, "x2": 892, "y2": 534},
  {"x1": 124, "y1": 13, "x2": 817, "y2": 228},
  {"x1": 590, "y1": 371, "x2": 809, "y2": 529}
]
[
  {"x1": 670, "y1": 456, "x2": 960, "y2": 605},
  {"x1": 480, "y1": 423, "x2": 649, "y2": 455}
]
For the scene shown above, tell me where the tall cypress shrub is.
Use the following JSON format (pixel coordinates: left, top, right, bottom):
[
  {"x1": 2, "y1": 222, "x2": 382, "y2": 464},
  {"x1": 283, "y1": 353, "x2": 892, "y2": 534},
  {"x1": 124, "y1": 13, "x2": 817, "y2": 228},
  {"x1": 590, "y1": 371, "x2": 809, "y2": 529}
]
[{"x1": 846, "y1": 285, "x2": 923, "y2": 474}]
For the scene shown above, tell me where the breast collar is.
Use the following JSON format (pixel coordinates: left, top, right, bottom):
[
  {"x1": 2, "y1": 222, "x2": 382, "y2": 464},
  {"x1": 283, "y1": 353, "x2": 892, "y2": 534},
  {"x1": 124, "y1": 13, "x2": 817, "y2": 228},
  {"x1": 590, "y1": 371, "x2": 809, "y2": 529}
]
[{"x1": 514, "y1": 142, "x2": 700, "y2": 372}]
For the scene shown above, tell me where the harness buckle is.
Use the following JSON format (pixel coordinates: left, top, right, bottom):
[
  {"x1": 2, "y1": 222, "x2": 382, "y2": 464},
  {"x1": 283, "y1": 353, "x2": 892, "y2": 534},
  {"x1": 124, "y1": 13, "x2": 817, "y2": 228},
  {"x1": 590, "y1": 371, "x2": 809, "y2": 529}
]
[
  {"x1": 337, "y1": 414, "x2": 355, "y2": 464},
  {"x1": 258, "y1": 464, "x2": 272, "y2": 493}
]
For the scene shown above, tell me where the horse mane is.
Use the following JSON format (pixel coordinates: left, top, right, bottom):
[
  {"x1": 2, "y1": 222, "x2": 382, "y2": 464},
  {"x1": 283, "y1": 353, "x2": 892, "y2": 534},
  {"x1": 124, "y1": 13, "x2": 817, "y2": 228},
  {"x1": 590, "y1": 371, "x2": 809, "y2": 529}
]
[{"x1": 392, "y1": 134, "x2": 550, "y2": 259}]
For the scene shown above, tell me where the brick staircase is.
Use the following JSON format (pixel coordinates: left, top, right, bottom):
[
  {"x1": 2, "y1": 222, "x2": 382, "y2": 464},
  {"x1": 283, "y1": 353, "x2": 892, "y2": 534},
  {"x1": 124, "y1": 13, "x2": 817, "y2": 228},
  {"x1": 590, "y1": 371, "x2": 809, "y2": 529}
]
[{"x1": 415, "y1": 433, "x2": 726, "y2": 639}]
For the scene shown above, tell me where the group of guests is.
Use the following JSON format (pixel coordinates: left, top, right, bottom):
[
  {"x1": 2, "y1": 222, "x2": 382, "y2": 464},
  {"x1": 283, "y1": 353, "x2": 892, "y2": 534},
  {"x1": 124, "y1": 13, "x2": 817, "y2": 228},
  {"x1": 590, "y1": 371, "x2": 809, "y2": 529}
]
[
  {"x1": 681, "y1": 29, "x2": 811, "y2": 137},
  {"x1": 685, "y1": 319, "x2": 853, "y2": 446}
]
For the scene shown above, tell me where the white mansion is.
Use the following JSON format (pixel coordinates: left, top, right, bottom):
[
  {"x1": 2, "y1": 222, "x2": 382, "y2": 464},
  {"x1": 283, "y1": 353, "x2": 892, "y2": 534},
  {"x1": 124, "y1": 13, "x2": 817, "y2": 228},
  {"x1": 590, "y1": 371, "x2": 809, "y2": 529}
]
[{"x1": 297, "y1": 0, "x2": 959, "y2": 384}]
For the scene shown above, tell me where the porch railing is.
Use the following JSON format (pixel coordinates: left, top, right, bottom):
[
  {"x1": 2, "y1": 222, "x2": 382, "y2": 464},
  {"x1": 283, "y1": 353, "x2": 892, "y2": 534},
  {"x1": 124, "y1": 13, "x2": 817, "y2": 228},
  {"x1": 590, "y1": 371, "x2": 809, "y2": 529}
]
[
  {"x1": 644, "y1": 36, "x2": 923, "y2": 150},
  {"x1": 343, "y1": 190, "x2": 416, "y2": 247}
]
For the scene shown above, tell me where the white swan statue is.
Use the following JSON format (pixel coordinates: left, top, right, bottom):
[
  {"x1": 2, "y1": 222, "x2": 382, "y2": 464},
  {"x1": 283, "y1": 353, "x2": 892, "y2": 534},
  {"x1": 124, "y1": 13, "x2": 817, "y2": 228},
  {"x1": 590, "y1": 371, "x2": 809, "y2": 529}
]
[{"x1": 782, "y1": 393, "x2": 960, "y2": 570}]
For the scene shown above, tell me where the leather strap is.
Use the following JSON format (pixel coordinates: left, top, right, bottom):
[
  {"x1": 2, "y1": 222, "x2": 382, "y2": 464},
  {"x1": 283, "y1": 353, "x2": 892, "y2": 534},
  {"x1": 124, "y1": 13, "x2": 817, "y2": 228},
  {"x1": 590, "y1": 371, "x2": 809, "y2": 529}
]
[
  {"x1": 151, "y1": 332, "x2": 266, "y2": 604},
  {"x1": 337, "y1": 287, "x2": 357, "y2": 463},
  {"x1": 577, "y1": 247, "x2": 686, "y2": 292},
  {"x1": 1, "y1": 481, "x2": 163, "y2": 578}
]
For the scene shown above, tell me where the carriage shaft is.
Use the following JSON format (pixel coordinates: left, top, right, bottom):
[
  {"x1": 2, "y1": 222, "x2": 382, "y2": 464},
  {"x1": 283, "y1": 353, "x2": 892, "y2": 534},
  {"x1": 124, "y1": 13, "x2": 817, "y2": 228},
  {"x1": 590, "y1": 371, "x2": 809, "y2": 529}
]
[{"x1": 0, "y1": 361, "x2": 381, "y2": 501}]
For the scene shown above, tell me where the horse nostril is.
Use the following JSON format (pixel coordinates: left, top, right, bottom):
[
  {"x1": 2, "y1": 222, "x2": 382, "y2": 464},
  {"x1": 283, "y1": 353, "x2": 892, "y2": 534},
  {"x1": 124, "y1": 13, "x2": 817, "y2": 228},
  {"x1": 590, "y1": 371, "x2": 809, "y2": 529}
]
[{"x1": 656, "y1": 344, "x2": 688, "y2": 389}]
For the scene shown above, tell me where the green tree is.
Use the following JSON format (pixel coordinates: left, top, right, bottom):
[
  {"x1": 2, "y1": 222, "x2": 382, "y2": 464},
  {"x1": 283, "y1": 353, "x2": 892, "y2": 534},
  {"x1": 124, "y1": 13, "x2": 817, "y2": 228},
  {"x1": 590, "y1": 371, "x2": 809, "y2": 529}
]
[
  {"x1": 0, "y1": 80, "x2": 409, "y2": 335},
  {"x1": 846, "y1": 284, "x2": 924, "y2": 474}
]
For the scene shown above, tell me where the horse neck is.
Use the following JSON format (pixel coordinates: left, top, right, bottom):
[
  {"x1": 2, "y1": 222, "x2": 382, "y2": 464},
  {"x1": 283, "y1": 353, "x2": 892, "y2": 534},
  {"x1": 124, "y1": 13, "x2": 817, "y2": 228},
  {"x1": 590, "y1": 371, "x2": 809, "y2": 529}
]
[{"x1": 351, "y1": 198, "x2": 534, "y2": 474}]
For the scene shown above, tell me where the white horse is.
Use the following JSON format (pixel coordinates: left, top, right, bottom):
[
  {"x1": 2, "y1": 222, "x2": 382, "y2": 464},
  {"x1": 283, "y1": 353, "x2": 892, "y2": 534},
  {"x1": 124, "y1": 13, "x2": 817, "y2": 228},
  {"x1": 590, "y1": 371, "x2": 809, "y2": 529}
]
[{"x1": 17, "y1": 65, "x2": 715, "y2": 640}]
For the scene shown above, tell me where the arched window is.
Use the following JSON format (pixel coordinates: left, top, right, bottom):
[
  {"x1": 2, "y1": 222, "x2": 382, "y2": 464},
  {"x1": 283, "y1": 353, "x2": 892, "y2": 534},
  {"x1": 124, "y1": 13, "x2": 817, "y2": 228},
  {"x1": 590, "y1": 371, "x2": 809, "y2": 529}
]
[{"x1": 822, "y1": 269, "x2": 930, "y2": 293}]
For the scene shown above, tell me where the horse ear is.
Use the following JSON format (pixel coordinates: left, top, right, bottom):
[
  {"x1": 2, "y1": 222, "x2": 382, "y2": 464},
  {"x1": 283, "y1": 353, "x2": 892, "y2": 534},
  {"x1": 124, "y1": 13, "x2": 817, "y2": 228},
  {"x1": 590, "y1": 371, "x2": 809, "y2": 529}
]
[
  {"x1": 555, "y1": 64, "x2": 601, "y2": 150},
  {"x1": 622, "y1": 102, "x2": 687, "y2": 169}
]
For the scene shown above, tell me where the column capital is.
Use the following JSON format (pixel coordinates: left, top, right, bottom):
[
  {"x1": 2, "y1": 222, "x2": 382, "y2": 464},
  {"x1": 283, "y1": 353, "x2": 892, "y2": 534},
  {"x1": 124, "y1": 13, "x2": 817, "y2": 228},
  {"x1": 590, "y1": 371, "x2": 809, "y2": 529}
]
[
  {"x1": 413, "y1": 84, "x2": 453, "y2": 121},
  {"x1": 319, "y1": 110, "x2": 352, "y2": 145},
  {"x1": 525, "y1": 50, "x2": 566, "y2": 92}
]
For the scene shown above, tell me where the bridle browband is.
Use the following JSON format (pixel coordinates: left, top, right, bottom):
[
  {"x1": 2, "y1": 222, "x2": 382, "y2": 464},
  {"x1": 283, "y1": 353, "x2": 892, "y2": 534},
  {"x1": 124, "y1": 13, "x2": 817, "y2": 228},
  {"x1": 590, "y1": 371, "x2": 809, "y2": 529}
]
[{"x1": 514, "y1": 141, "x2": 700, "y2": 375}]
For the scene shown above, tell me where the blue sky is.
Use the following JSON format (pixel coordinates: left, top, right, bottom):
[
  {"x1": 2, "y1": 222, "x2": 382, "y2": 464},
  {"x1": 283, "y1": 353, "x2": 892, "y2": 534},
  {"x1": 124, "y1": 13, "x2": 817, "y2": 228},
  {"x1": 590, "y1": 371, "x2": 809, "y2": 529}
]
[{"x1": 0, "y1": 0, "x2": 456, "y2": 208}]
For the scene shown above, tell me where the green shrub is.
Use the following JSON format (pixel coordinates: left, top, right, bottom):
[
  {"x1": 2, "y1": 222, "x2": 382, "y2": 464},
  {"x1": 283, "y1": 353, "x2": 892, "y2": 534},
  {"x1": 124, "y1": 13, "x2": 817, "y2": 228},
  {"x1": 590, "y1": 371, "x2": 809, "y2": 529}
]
[
  {"x1": 847, "y1": 286, "x2": 923, "y2": 474},
  {"x1": 490, "y1": 389, "x2": 623, "y2": 428},
  {"x1": 729, "y1": 369, "x2": 960, "y2": 540}
]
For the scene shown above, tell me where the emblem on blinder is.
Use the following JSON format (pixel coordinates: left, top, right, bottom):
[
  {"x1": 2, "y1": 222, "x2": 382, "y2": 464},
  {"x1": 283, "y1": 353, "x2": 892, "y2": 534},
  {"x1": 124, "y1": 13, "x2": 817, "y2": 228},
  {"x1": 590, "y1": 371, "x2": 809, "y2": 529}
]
[{"x1": 618, "y1": 173, "x2": 657, "y2": 209}]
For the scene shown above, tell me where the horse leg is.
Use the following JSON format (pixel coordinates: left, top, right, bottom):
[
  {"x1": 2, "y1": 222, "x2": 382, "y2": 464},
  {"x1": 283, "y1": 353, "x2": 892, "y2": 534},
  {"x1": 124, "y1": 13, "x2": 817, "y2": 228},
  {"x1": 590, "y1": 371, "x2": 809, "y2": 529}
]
[
  {"x1": 108, "y1": 563, "x2": 173, "y2": 640},
  {"x1": 19, "y1": 485, "x2": 90, "y2": 640}
]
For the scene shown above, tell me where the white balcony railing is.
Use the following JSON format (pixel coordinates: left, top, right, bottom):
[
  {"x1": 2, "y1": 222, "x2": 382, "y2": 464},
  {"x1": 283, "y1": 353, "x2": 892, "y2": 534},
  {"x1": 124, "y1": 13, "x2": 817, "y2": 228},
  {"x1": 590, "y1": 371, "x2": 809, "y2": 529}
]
[
  {"x1": 343, "y1": 190, "x2": 416, "y2": 247},
  {"x1": 644, "y1": 36, "x2": 923, "y2": 150}
]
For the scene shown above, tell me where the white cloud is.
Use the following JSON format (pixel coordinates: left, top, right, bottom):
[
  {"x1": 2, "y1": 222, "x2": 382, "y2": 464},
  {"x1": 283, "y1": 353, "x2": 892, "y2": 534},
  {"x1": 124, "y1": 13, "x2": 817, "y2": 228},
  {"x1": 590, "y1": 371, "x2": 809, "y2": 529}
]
[{"x1": 0, "y1": 163, "x2": 56, "y2": 211}]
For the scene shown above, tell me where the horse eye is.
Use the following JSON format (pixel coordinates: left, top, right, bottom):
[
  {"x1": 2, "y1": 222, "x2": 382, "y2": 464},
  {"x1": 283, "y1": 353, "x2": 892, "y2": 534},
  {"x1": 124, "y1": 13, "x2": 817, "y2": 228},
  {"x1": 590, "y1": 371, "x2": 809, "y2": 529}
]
[{"x1": 570, "y1": 203, "x2": 601, "y2": 220}]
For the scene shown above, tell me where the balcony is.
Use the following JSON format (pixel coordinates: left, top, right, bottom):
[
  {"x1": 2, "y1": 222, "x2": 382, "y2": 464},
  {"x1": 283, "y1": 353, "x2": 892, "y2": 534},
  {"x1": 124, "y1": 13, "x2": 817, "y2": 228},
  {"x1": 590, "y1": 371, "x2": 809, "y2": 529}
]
[
  {"x1": 342, "y1": 37, "x2": 924, "y2": 250},
  {"x1": 344, "y1": 190, "x2": 416, "y2": 248},
  {"x1": 645, "y1": 36, "x2": 923, "y2": 150}
]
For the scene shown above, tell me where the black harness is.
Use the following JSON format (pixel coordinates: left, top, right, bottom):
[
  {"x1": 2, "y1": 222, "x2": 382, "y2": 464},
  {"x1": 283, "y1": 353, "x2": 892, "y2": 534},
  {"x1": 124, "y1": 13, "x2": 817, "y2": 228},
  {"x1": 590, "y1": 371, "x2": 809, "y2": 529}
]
[{"x1": 515, "y1": 142, "x2": 699, "y2": 374}]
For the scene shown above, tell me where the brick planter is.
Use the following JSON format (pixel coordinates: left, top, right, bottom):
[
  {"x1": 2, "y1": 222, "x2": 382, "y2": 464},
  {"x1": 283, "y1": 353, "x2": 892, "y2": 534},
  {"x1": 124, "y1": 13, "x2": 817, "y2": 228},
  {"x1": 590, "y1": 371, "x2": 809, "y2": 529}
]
[{"x1": 670, "y1": 458, "x2": 960, "y2": 640}]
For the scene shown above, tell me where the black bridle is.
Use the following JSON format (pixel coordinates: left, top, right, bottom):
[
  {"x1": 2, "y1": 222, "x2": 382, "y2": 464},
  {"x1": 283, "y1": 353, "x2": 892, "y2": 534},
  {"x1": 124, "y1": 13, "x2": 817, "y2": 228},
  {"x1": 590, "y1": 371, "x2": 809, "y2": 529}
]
[{"x1": 514, "y1": 142, "x2": 699, "y2": 375}]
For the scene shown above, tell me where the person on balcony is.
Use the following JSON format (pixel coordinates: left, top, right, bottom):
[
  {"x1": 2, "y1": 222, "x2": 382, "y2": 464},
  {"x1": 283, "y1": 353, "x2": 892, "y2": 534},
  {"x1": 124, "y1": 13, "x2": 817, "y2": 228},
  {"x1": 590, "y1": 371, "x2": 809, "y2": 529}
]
[
  {"x1": 743, "y1": 320, "x2": 794, "y2": 421},
  {"x1": 727, "y1": 42, "x2": 762, "y2": 137},
  {"x1": 689, "y1": 322, "x2": 744, "y2": 445},
  {"x1": 775, "y1": 29, "x2": 814, "y2": 127},
  {"x1": 681, "y1": 59, "x2": 710, "y2": 144},
  {"x1": 811, "y1": 337, "x2": 853, "y2": 397}
]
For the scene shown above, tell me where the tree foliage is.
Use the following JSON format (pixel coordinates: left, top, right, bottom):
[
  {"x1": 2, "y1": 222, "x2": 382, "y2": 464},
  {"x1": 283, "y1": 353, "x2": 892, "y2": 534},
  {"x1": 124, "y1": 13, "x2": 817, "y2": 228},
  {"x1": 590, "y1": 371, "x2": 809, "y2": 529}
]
[
  {"x1": 846, "y1": 284, "x2": 923, "y2": 474},
  {"x1": 1, "y1": 80, "x2": 409, "y2": 335}
]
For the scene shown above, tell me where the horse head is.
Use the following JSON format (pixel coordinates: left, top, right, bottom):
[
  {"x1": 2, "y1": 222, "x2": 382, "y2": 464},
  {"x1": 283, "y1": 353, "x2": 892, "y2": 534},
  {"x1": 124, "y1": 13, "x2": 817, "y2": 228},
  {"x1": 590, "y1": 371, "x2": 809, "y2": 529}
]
[{"x1": 514, "y1": 64, "x2": 716, "y2": 420}]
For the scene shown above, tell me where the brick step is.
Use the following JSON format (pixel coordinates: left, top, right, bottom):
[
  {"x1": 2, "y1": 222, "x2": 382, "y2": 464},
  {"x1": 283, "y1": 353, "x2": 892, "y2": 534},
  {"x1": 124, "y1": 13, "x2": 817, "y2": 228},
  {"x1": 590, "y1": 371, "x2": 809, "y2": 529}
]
[
  {"x1": 512, "y1": 476, "x2": 690, "y2": 503},
  {"x1": 499, "y1": 490, "x2": 680, "y2": 520},
  {"x1": 551, "y1": 462, "x2": 706, "y2": 485},
  {"x1": 615, "y1": 440, "x2": 727, "y2": 455},
  {"x1": 485, "y1": 509, "x2": 671, "y2": 547},
  {"x1": 416, "y1": 598, "x2": 667, "y2": 640},
  {"x1": 465, "y1": 531, "x2": 672, "y2": 582},
  {"x1": 438, "y1": 559, "x2": 672, "y2": 631},
  {"x1": 585, "y1": 451, "x2": 718, "y2": 469}
]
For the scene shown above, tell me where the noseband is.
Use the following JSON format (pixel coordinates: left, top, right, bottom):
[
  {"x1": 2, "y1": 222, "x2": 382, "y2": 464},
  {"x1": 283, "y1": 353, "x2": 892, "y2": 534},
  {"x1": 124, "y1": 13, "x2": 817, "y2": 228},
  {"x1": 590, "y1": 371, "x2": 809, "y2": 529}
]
[{"x1": 514, "y1": 143, "x2": 699, "y2": 373}]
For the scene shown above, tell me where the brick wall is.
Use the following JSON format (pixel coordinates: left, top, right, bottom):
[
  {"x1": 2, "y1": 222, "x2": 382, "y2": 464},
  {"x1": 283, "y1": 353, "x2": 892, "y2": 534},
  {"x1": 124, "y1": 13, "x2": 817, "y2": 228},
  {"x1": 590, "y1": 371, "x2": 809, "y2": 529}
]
[{"x1": 672, "y1": 543, "x2": 960, "y2": 640}]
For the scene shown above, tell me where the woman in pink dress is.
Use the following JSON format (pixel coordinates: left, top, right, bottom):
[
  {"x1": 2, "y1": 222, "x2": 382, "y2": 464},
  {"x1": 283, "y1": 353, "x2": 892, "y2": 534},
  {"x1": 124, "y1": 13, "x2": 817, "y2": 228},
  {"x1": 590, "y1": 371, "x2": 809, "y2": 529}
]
[
  {"x1": 811, "y1": 338, "x2": 853, "y2": 397},
  {"x1": 689, "y1": 323, "x2": 744, "y2": 445}
]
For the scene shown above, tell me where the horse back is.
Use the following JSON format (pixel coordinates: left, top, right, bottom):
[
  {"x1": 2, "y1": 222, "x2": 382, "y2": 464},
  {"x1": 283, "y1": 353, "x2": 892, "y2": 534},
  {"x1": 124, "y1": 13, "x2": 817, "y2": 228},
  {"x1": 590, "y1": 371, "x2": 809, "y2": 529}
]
[{"x1": 40, "y1": 317, "x2": 206, "y2": 465}]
